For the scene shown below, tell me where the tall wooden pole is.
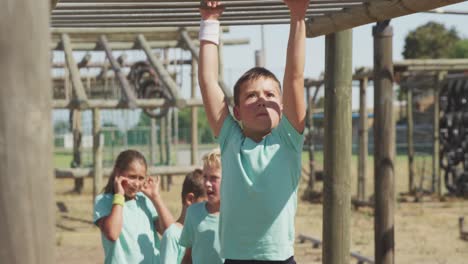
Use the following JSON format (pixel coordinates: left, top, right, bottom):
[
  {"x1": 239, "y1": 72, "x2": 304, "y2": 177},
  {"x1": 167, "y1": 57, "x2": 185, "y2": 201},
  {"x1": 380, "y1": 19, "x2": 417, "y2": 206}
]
[
  {"x1": 323, "y1": 29, "x2": 352, "y2": 264},
  {"x1": 71, "y1": 110, "x2": 84, "y2": 193},
  {"x1": 150, "y1": 118, "x2": 157, "y2": 166},
  {"x1": 406, "y1": 85, "x2": 415, "y2": 193},
  {"x1": 191, "y1": 59, "x2": 199, "y2": 165},
  {"x1": 93, "y1": 109, "x2": 103, "y2": 200},
  {"x1": 373, "y1": 20, "x2": 395, "y2": 264},
  {"x1": 433, "y1": 72, "x2": 444, "y2": 195},
  {"x1": 0, "y1": 0, "x2": 55, "y2": 262},
  {"x1": 436, "y1": 72, "x2": 446, "y2": 196},
  {"x1": 358, "y1": 77, "x2": 368, "y2": 201}
]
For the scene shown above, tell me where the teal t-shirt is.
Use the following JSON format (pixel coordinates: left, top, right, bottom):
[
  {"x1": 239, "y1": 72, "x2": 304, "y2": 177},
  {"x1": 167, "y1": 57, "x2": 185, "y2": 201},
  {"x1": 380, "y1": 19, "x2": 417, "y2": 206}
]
[
  {"x1": 93, "y1": 192, "x2": 161, "y2": 264},
  {"x1": 160, "y1": 223, "x2": 185, "y2": 264},
  {"x1": 179, "y1": 202, "x2": 223, "y2": 264},
  {"x1": 218, "y1": 114, "x2": 304, "y2": 260}
]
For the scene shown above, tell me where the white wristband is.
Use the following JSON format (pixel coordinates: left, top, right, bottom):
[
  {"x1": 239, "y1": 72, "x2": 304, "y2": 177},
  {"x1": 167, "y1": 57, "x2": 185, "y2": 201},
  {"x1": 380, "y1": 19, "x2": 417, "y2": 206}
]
[{"x1": 199, "y1": 19, "x2": 220, "y2": 45}]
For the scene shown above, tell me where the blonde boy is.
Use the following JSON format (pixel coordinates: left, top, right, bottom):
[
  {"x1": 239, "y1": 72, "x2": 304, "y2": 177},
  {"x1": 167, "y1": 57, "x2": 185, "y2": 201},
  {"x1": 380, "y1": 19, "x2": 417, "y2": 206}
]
[
  {"x1": 160, "y1": 169, "x2": 207, "y2": 264},
  {"x1": 198, "y1": 0, "x2": 308, "y2": 263},
  {"x1": 179, "y1": 149, "x2": 223, "y2": 264}
]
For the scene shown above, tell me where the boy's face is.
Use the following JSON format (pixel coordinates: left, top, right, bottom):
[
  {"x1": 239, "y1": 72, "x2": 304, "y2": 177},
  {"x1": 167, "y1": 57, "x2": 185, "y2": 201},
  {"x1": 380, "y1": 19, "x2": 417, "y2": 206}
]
[
  {"x1": 234, "y1": 77, "x2": 282, "y2": 139},
  {"x1": 120, "y1": 161, "x2": 147, "y2": 199},
  {"x1": 203, "y1": 164, "x2": 222, "y2": 206}
]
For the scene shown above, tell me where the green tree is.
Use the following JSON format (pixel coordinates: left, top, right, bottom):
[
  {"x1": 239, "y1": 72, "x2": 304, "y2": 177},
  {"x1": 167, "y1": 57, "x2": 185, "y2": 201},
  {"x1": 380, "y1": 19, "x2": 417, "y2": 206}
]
[
  {"x1": 177, "y1": 107, "x2": 215, "y2": 144},
  {"x1": 54, "y1": 120, "x2": 70, "y2": 134},
  {"x1": 450, "y1": 39, "x2": 468, "y2": 58},
  {"x1": 403, "y1": 22, "x2": 460, "y2": 59}
]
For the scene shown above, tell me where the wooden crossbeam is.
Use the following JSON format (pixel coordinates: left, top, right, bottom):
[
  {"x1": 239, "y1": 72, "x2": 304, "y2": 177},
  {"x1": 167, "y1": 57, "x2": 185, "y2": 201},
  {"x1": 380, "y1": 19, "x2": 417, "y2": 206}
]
[
  {"x1": 52, "y1": 98, "x2": 204, "y2": 109},
  {"x1": 306, "y1": 0, "x2": 466, "y2": 37},
  {"x1": 55, "y1": 165, "x2": 199, "y2": 178},
  {"x1": 98, "y1": 35, "x2": 138, "y2": 108},
  {"x1": 61, "y1": 34, "x2": 89, "y2": 108},
  {"x1": 136, "y1": 34, "x2": 181, "y2": 103}
]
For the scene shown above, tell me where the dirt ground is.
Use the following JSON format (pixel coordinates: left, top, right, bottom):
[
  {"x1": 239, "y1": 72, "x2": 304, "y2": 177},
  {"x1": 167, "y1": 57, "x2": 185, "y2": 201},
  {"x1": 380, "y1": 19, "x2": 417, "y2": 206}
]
[{"x1": 55, "y1": 158, "x2": 468, "y2": 264}]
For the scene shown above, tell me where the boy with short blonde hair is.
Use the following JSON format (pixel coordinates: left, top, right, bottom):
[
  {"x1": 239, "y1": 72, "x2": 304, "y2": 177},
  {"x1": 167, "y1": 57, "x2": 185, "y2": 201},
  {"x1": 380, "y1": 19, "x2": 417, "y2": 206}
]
[{"x1": 179, "y1": 149, "x2": 223, "y2": 264}]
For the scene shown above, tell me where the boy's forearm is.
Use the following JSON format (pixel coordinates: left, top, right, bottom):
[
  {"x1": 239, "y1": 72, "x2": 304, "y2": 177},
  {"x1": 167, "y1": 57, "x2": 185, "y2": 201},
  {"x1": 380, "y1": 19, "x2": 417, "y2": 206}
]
[{"x1": 283, "y1": 16, "x2": 307, "y2": 132}]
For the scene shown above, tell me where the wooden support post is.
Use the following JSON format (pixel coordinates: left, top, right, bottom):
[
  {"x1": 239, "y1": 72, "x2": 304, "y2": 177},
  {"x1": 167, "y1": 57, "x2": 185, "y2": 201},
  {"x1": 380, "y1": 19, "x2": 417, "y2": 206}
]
[
  {"x1": 433, "y1": 72, "x2": 445, "y2": 196},
  {"x1": 323, "y1": 29, "x2": 352, "y2": 264},
  {"x1": 150, "y1": 118, "x2": 157, "y2": 166},
  {"x1": 99, "y1": 35, "x2": 138, "y2": 108},
  {"x1": 191, "y1": 59, "x2": 199, "y2": 165},
  {"x1": 71, "y1": 110, "x2": 84, "y2": 193},
  {"x1": 406, "y1": 85, "x2": 415, "y2": 194},
  {"x1": 373, "y1": 20, "x2": 395, "y2": 264},
  {"x1": 166, "y1": 109, "x2": 173, "y2": 191},
  {"x1": 358, "y1": 77, "x2": 368, "y2": 201},
  {"x1": 62, "y1": 34, "x2": 89, "y2": 108},
  {"x1": 0, "y1": 0, "x2": 54, "y2": 262},
  {"x1": 93, "y1": 108, "x2": 103, "y2": 200}
]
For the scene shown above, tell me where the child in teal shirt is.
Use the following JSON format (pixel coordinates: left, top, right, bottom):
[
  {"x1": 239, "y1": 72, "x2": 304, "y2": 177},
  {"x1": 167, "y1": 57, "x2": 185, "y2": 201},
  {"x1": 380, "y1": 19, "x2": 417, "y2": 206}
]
[
  {"x1": 94, "y1": 149, "x2": 175, "y2": 264},
  {"x1": 160, "y1": 169, "x2": 207, "y2": 264},
  {"x1": 197, "y1": 1, "x2": 308, "y2": 262},
  {"x1": 179, "y1": 149, "x2": 223, "y2": 264}
]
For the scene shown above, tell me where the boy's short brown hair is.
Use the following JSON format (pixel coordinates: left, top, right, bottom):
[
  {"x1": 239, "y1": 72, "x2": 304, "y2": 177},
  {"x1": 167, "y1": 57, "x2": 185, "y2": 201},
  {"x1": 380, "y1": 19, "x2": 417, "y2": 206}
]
[
  {"x1": 233, "y1": 67, "x2": 282, "y2": 106},
  {"x1": 181, "y1": 168, "x2": 206, "y2": 203}
]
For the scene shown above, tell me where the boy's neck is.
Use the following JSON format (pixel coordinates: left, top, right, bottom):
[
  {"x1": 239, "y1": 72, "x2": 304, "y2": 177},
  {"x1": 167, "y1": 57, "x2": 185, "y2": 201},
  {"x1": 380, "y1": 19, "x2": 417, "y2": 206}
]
[
  {"x1": 242, "y1": 128, "x2": 271, "y2": 143},
  {"x1": 205, "y1": 200, "x2": 220, "y2": 214},
  {"x1": 176, "y1": 206, "x2": 188, "y2": 224}
]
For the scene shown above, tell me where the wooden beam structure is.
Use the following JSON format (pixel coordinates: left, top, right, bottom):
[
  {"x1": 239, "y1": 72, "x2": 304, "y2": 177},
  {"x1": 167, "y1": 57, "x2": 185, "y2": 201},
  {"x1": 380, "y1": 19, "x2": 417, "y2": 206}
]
[
  {"x1": 323, "y1": 29, "x2": 353, "y2": 264},
  {"x1": 373, "y1": 20, "x2": 395, "y2": 264},
  {"x1": 1, "y1": 0, "x2": 54, "y2": 262},
  {"x1": 50, "y1": 0, "x2": 465, "y2": 37}
]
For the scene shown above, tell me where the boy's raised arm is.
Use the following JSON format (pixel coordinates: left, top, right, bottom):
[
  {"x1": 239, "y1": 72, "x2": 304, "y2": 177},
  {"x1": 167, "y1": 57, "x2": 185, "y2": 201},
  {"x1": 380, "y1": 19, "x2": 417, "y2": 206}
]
[
  {"x1": 282, "y1": 0, "x2": 309, "y2": 133},
  {"x1": 199, "y1": 1, "x2": 229, "y2": 136}
]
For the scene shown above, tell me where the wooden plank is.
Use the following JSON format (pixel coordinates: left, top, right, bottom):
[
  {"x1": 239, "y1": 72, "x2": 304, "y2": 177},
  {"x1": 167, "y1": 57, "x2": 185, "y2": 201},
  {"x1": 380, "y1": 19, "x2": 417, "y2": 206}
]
[
  {"x1": 323, "y1": 29, "x2": 353, "y2": 264},
  {"x1": 99, "y1": 35, "x2": 138, "y2": 108},
  {"x1": 406, "y1": 85, "x2": 415, "y2": 193},
  {"x1": 373, "y1": 21, "x2": 395, "y2": 264},
  {"x1": 55, "y1": 166, "x2": 200, "y2": 178},
  {"x1": 62, "y1": 34, "x2": 89, "y2": 108},
  {"x1": 306, "y1": 0, "x2": 465, "y2": 37},
  {"x1": 0, "y1": 0, "x2": 54, "y2": 262}
]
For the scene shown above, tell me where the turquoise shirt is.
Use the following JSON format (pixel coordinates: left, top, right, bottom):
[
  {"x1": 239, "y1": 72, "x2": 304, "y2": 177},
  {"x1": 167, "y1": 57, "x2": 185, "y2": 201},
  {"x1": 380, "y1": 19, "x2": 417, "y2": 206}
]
[
  {"x1": 179, "y1": 202, "x2": 223, "y2": 264},
  {"x1": 94, "y1": 192, "x2": 161, "y2": 264},
  {"x1": 218, "y1": 115, "x2": 304, "y2": 260},
  {"x1": 160, "y1": 223, "x2": 185, "y2": 264}
]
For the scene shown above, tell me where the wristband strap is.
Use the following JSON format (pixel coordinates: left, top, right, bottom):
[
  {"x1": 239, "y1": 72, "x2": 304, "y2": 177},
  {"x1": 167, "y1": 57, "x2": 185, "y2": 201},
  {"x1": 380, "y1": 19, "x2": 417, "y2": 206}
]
[
  {"x1": 199, "y1": 19, "x2": 220, "y2": 45},
  {"x1": 113, "y1": 194, "x2": 125, "y2": 207}
]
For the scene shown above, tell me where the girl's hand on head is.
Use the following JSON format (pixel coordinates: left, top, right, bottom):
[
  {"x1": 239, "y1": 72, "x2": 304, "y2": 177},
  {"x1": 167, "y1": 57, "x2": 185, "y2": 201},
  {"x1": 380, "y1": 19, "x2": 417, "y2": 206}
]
[
  {"x1": 114, "y1": 173, "x2": 126, "y2": 195},
  {"x1": 200, "y1": 1, "x2": 224, "y2": 20},
  {"x1": 283, "y1": 0, "x2": 310, "y2": 20},
  {"x1": 141, "y1": 176, "x2": 160, "y2": 200}
]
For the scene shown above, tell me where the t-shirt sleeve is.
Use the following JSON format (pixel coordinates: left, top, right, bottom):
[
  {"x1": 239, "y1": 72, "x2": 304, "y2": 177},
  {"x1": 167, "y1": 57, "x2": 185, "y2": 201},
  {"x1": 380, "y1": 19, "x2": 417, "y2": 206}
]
[
  {"x1": 218, "y1": 114, "x2": 242, "y2": 151},
  {"x1": 93, "y1": 193, "x2": 113, "y2": 225},
  {"x1": 276, "y1": 115, "x2": 305, "y2": 152},
  {"x1": 178, "y1": 209, "x2": 194, "y2": 248},
  {"x1": 160, "y1": 226, "x2": 181, "y2": 264},
  {"x1": 143, "y1": 194, "x2": 158, "y2": 222}
]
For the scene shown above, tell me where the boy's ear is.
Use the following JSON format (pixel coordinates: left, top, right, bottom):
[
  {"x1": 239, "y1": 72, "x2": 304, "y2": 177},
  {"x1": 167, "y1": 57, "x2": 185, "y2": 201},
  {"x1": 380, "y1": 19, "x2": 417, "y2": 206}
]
[
  {"x1": 185, "y1": 193, "x2": 195, "y2": 206},
  {"x1": 233, "y1": 105, "x2": 241, "y2": 121}
]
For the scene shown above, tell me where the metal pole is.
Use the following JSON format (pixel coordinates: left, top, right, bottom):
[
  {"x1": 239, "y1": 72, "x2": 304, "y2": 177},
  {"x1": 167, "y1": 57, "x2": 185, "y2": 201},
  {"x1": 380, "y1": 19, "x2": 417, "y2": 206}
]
[
  {"x1": 373, "y1": 20, "x2": 395, "y2": 264},
  {"x1": 323, "y1": 29, "x2": 353, "y2": 264},
  {"x1": 0, "y1": 1, "x2": 54, "y2": 262}
]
